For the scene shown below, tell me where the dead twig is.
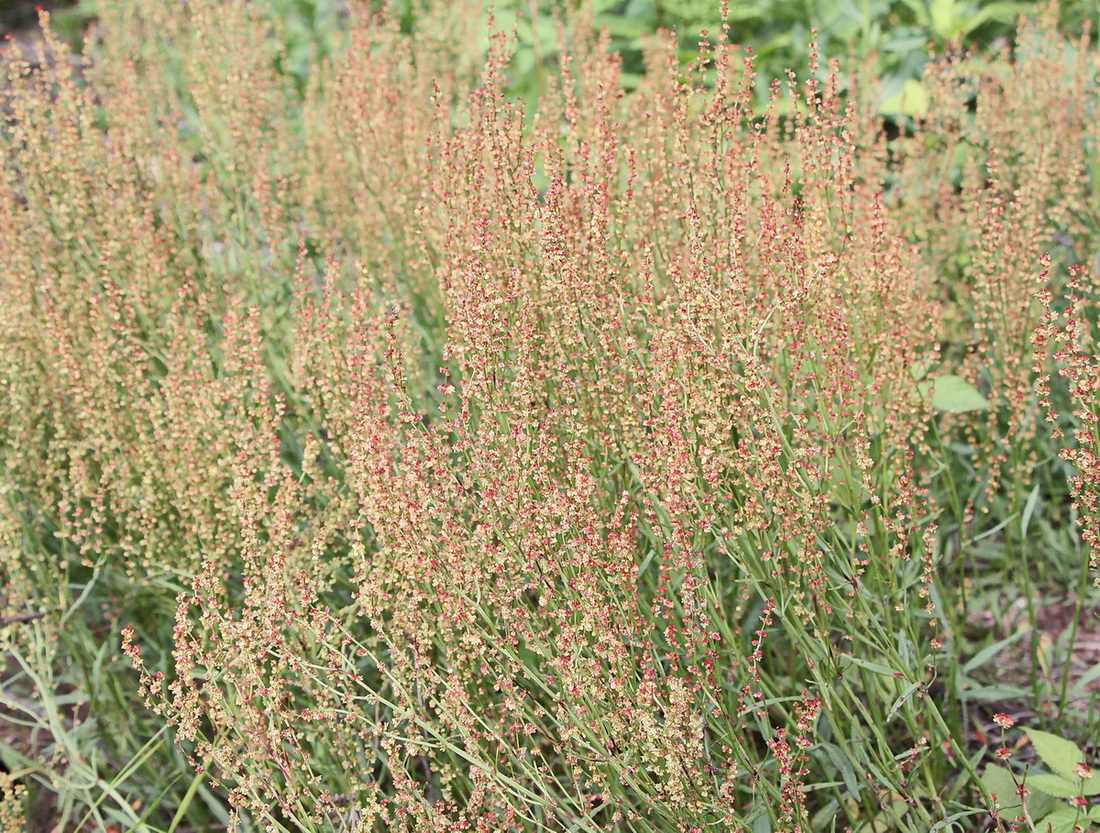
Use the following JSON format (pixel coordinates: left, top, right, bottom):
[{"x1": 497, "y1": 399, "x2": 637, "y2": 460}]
[{"x1": 0, "y1": 611, "x2": 47, "y2": 627}]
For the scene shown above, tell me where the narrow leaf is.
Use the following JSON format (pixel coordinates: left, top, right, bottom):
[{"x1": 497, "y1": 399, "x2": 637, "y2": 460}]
[
  {"x1": 820, "y1": 742, "x2": 860, "y2": 800},
  {"x1": 838, "y1": 654, "x2": 899, "y2": 677},
  {"x1": 962, "y1": 629, "x2": 1028, "y2": 674},
  {"x1": 930, "y1": 809, "x2": 985, "y2": 831},
  {"x1": 887, "y1": 681, "x2": 922, "y2": 721},
  {"x1": 1020, "y1": 483, "x2": 1041, "y2": 537}
]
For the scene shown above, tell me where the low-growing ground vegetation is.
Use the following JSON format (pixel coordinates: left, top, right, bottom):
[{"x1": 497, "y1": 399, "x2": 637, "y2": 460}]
[{"x1": 1, "y1": 1, "x2": 1099, "y2": 831}]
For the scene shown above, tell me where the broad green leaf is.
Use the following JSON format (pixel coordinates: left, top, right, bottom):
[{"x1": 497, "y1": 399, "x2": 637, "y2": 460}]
[
  {"x1": 908, "y1": 355, "x2": 937, "y2": 382},
  {"x1": 1028, "y1": 773, "x2": 1082, "y2": 799},
  {"x1": 930, "y1": 0, "x2": 958, "y2": 38},
  {"x1": 1028, "y1": 730, "x2": 1087, "y2": 782},
  {"x1": 882, "y1": 78, "x2": 929, "y2": 117},
  {"x1": 895, "y1": 0, "x2": 929, "y2": 25},
  {"x1": 1030, "y1": 788, "x2": 1058, "y2": 820},
  {"x1": 980, "y1": 766, "x2": 1056, "y2": 819},
  {"x1": 594, "y1": 14, "x2": 650, "y2": 40},
  {"x1": 981, "y1": 765, "x2": 1022, "y2": 811},
  {"x1": 955, "y1": 2, "x2": 1035, "y2": 36},
  {"x1": 882, "y1": 31, "x2": 931, "y2": 54},
  {"x1": 1036, "y1": 808, "x2": 1091, "y2": 833},
  {"x1": 930, "y1": 374, "x2": 990, "y2": 413}
]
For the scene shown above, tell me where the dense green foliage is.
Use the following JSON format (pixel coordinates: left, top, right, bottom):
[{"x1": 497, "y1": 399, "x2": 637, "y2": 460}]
[{"x1": 1, "y1": 1, "x2": 1099, "y2": 832}]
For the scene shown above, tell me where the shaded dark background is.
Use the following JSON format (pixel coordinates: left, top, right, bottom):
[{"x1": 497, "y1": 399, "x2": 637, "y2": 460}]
[{"x1": 0, "y1": 0, "x2": 79, "y2": 37}]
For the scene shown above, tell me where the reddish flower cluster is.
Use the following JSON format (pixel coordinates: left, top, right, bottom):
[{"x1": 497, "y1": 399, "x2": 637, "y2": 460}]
[{"x1": 0, "y1": 2, "x2": 1096, "y2": 831}]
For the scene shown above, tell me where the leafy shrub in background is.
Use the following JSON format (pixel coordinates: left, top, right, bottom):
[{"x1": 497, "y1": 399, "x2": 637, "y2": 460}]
[
  {"x1": 982, "y1": 722, "x2": 1100, "y2": 832},
  {"x1": 0, "y1": 1, "x2": 1099, "y2": 832},
  {"x1": 385, "y1": 0, "x2": 1099, "y2": 113},
  {"x1": 63, "y1": 0, "x2": 1098, "y2": 111}
]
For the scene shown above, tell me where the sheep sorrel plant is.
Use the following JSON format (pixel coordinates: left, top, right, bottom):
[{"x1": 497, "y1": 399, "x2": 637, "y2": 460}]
[{"x1": 1, "y1": 1, "x2": 1099, "y2": 831}]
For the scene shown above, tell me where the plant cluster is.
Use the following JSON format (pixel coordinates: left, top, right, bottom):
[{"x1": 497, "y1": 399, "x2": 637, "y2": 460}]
[{"x1": 0, "y1": 1, "x2": 1098, "y2": 832}]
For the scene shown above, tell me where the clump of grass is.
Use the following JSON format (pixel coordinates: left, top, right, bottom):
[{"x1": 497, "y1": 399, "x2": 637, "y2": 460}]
[{"x1": 1, "y1": 2, "x2": 1098, "y2": 831}]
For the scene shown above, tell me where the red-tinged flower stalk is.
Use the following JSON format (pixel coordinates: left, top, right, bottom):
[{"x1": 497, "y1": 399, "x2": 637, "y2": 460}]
[
  {"x1": 1035, "y1": 257, "x2": 1100, "y2": 585},
  {"x1": 0, "y1": 1, "x2": 1097, "y2": 831}
]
